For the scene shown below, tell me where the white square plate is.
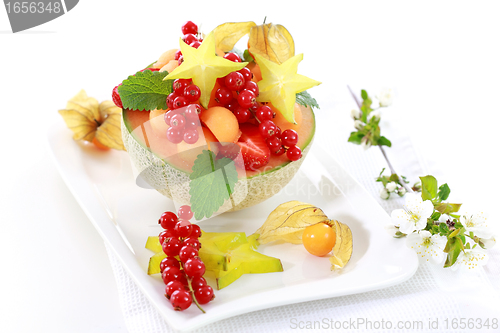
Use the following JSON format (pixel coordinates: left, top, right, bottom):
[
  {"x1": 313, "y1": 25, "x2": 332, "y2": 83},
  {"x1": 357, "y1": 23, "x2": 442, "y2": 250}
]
[{"x1": 47, "y1": 122, "x2": 418, "y2": 332}]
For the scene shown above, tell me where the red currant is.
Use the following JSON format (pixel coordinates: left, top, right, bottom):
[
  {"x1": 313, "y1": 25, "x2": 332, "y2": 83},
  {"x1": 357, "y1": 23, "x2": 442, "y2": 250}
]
[
  {"x1": 159, "y1": 211, "x2": 178, "y2": 229},
  {"x1": 166, "y1": 93, "x2": 178, "y2": 110},
  {"x1": 183, "y1": 237, "x2": 201, "y2": 250},
  {"x1": 243, "y1": 80, "x2": 259, "y2": 96},
  {"x1": 178, "y1": 205, "x2": 194, "y2": 220},
  {"x1": 170, "y1": 114, "x2": 186, "y2": 129},
  {"x1": 183, "y1": 129, "x2": 199, "y2": 144},
  {"x1": 167, "y1": 127, "x2": 184, "y2": 144},
  {"x1": 225, "y1": 98, "x2": 239, "y2": 112},
  {"x1": 177, "y1": 55, "x2": 184, "y2": 65},
  {"x1": 181, "y1": 21, "x2": 198, "y2": 35},
  {"x1": 162, "y1": 266, "x2": 183, "y2": 284},
  {"x1": 165, "y1": 280, "x2": 185, "y2": 299},
  {"x1": 162, "y1": 237, "x2": 182, "y2": 256},
  {"x1": 266, "y1": 136, "x2": 282, "y2": 154},
  {"x1": 281, "y1": 129, "x2": 299, "y2": 147},
  {"x1": 179, "y1": 245, "x2": 199, "y2": 263},
  {"x1": 255, "y1": 105, "x2": 275, "y2": 122},
  {"x1": 184, "y1": 258, "x2": 206, "y2": 278},
  {"x1": 160, "y1": 256, "x2": 180, "y2": 272},
  {"x1": 173, "y1": 95, "x2": 188, "y2": 109},
  {"x1": 194, "y1": 285, "x2": 214, "y2": 304},
  {"x1": 173, "y1": 79, "x2": 191, "y2": 94},
  {"x1": 223, "y1": 52, "x2": 241, "y2": 62},
  {"x1": 174, "y1": 220, "x2": 193, "y2": 238},
  {"x1": 234, "y1": 107, "x2": 251, "y2": 123},
  {"x1": 225, "y1": 72, "x2": 245, "y2": 91},
  {"x1": 183, "y1": 33, "x2": 198, "y2": 45},
  {"x1": 274, "y1": 145, "x2": 286, "y2": 156},
  {"x1": 286, "y1": 145, "x2": 302, "y2": 161},
  {"x1": 183, "y1": 85, "x2": 201, "y2": 102},
  {"x1": 184, "y1": 104, "x2": 201, "y2": 121},
  {"x1": 190, "y1": 276, "x2": 207, "y2": 290},
  {"x1": 237, "y1": 90, "x2": 256, "y2": 108},
  {"x1": 190, "y1": 41, "x2": 201, "y2": 49},
  {"x1": 238, "y1": 67, "x2": 253, "y2": 81},
  {"x1": 159, "y1": 229, "x2": 177, "y2": 245},
  {"x1": 174, "y1": 50, "x2": 182, "y2": 60},
  {"x1": 215, "y1": 87, "x2": 233, "y2": 105},
  {"x1": 259, "y1": 120, "x2": 278, "y2": 139},
  {"x1": 170, "y1": 289, "x2": 192, "y2": 311},
  {"x1": 190, "y1": 224, "x2": 201, "y2": 238}
]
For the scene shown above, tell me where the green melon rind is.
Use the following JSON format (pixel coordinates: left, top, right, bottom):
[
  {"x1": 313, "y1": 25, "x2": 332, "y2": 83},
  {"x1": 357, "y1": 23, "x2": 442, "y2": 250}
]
[{"x1": 121, "y1": 109, "x2": 315, "y2": 214}]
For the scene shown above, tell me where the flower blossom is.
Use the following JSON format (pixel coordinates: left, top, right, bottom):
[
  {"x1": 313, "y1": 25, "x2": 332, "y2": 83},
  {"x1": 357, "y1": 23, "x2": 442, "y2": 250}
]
[
  {"x1": 406, "y1": 230, "x2": 447, "y2": 263},
  {"x1": 460, "y1": 211, "x2": 494, "y2": 239},
  {"x1": 451, "y1": 248, "x2": 488, "y2": 271},
  {"x1": 377, "y1": 87, "x2": 394, "y2": 107},
  {"x1": 391, "y1": 193, "x2": 434, "y2": 234}
]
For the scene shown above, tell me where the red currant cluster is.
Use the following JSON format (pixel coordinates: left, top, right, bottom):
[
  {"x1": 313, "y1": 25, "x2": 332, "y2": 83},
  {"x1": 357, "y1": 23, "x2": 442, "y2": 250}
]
[
  {"x1": 214, "y1": 53, "x2": 302, "y2": 162},
  {"x1": 158, "y1": 205, "x2": 214, "y2": 312},
  {"x1": 165, "y1": 79, "x2": 202, "y2": 144},
  {"x1": 176, "y1": 21, "x2": 202, "y2": 63}
]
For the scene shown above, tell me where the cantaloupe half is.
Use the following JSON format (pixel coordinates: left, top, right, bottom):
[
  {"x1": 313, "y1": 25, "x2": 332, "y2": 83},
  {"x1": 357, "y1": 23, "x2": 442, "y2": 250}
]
[{"x1": 121, "y1": 103, "x2": 315, "y2": 213}]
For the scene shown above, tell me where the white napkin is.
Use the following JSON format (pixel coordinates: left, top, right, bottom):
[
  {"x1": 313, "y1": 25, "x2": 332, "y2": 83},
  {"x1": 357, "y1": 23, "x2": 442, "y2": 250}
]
[{"x1": 106, "y1": 93, "x2": 500, "y2": 332}]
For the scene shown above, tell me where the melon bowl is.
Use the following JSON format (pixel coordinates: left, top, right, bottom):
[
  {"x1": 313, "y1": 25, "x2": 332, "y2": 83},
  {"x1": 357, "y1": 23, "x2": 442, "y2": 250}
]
[{"x1": 121, "y1": 104, "x2": 315, "y2": 214}]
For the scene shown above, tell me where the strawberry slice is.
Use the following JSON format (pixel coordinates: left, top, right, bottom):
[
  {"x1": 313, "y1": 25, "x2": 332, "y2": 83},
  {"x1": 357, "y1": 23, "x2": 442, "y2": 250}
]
[{"x1": 219, "y1": 123, "x2": 270, "y2": 171}]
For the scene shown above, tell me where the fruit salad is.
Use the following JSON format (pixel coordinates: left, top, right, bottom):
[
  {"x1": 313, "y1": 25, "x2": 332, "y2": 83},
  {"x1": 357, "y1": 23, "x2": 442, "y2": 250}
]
[{"x1": 115, "y1": 20, "x2": 321, "y2": 220}]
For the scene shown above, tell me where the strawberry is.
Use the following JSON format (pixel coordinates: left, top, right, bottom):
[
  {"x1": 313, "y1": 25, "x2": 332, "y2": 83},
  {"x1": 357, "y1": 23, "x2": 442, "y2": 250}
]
[
  {"x1": 112, "y1": 84, "x2": 123, "y2": 109},
  {"x1": 220, "y1": 123, "x2": 270, "y2": 171}
]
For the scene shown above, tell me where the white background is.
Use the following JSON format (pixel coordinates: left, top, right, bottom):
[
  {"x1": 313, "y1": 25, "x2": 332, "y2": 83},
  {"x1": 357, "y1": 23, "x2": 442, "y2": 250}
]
[{"x1": 1, "y1": 1, "x2": 499, "y2": 332}]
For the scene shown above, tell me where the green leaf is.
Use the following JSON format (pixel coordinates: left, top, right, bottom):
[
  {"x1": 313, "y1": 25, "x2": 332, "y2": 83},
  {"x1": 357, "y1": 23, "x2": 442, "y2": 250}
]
[
  {"x1": 296, "y1": 90, "x2": 320, "y2": 110},
  {"x1": 438, "y1": 222, "x2": 449, "y2": 235},
  {"x1": 243, "y1": 49, "x2": 254, "y2": 62},
  {"x1": 431, "y1": 211, "x2": 442, "y2": 220},
  {"x1": 435, "y1": 203, "x2": 462, "y2": 214},
  {"x1": 394, "y1": 231, "x2": 406, "y2": 238},
  {"x1": 117, "y1": 70, "x2": 173, "y2": 111},
  {"x1": 347, "y1": 131, "x2": 364, "y2": 145},
  {"x1": 420, "y1": 175, "x2": 438, "y2": 201},
  {"x1": 189, "y1": 150, "x2": 239, "y2": 220},
  {"x1": 437, "y1": 183, "x2": 451, "y2": 202},
  {"x1": 361, "y1": 89, "x2": 368, "y2": 100},
  {"x1": 444, "y1": 240, "x2": 462, "y2": 267},
  {"x1": 377, "y1": 136, "x2": 392, "y2": 147}
]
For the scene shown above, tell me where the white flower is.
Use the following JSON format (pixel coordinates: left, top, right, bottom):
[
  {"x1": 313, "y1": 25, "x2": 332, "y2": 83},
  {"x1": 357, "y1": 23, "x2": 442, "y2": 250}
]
[
  {"x1": 397, "y1": 186, "x2": 406, "y2": 197},
  {"x1": 360, "y1": 136, "x2": 371, "y2": 150},
  {"x1": 386, "y1": 181, "x2": 397, "y2": 192},
  {"x1": 406, "y1": 230, "x2": 447, "y2": 263},
  {"x1": 368, "y1": 110, "x2": 381, "y2": 121},
  {"x1": 377, "y1": 87, "x2": 394, "y2": 107},
  {"x1": 480, "y1": 237, "x2": 496, "y2": 249},
  {"x1": 380, "y1": 188, "x2": 390, "y2": 200},
  {"x1": 460, "y1": 211, "x2": 493, "y2": 239},
  {"x1": 451, "y1": 248, "x2": 488, "y2": 271},
  {"x1": 351, "y1": 109, "x2": 362, "y2": 120},
  {"x1": 354, "y1": 120, "x2": 365, "y2": 130},
  {"x1": 391, "y1": 193, "x2": 434, "y2": 234}
]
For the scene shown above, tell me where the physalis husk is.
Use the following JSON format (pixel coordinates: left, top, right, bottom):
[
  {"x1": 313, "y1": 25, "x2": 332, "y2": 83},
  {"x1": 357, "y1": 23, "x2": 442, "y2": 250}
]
[
  {"x1": 58, "y1": 90, "x2": 125, "y2": 150},
  {"x1": 256, "y1": 201, "x2": 353, "y2": 270}
]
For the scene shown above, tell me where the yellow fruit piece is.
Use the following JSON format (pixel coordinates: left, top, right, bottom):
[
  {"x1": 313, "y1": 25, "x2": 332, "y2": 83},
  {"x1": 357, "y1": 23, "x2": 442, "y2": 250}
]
[
  {"x1": 153, "y1": 49, "x2": 178, "y2": 69},
  {"x1": 145, "y1": 231, "x2": 283, "y2": 289},
  {"x1": 200, "y1": 106, "x2": 241, "y2": 143}
]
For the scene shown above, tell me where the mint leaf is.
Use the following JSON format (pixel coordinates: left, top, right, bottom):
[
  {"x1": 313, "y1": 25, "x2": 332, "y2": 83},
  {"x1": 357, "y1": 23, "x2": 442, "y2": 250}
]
[
  {"x1": 117, "y1": 70, "x2": 173, "y2": 111},
  {"x1": 189, "y1": 150, "x2": 238, "y2": 220},
  {"x1": 420, "y1": 175, "x2": 438, "y2": 201},
  {"x1": 296, "y1": 91, "x2": 320, "y2": 110}
]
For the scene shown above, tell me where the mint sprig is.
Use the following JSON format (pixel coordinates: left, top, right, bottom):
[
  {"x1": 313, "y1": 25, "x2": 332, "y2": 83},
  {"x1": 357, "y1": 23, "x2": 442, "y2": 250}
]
[
  {"x1": 189, "y1": 150, "x2": 238, "y2": 220},
  {"x1": 296, "y1": 90, "x2": 320, "y2": 110},
  {"x1": 117, "y1": 70, "x2": 173, "y2": 111}
]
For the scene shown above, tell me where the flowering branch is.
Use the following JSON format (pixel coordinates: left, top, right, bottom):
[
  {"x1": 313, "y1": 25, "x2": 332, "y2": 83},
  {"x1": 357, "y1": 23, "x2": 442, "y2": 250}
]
[{"x1": 346, "y1": 86, "x2": 496, "y2": 270}]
